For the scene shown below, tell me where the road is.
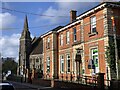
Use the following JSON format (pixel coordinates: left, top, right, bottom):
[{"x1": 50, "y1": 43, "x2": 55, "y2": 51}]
[
  {"x1": 8, "y1": 81, "x2": 64, "y2": 90},
  {"x1": 9, "y1": 81, "x2": 38, "y2": 90},
  {"x1": 8, "y1": 81, "x2": 56, "y2": 90}
]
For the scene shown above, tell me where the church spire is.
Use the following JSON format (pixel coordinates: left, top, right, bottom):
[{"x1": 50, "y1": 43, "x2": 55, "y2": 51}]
[
  {"x1": 24, "y1": 15, "x2": 29, "y2": 31},
  {"x1": 20, "y1": 15, "x2": 31, "y2": 40}
]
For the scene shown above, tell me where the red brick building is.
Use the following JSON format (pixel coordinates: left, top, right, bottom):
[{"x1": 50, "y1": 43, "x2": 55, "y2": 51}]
[
  {"x1": 41, "y1": 2, "x2": 120, "y2": 81},
  {"x1": 41, "y1": 26, "x2": 63, "y2": 79}
]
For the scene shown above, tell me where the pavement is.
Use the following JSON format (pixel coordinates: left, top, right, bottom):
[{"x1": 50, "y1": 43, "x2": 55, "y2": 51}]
[
  {"x1": 7, "y1": 81, "x2": 53, "y2": 90},
  {"x1": 7, "y1": 81, "x2": 65, "y2": 90}
]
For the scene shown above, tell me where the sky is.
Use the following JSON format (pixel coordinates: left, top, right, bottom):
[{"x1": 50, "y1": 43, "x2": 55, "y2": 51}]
[{"x1": 0, "y1": 0, "x2": 119, "y2": 62}]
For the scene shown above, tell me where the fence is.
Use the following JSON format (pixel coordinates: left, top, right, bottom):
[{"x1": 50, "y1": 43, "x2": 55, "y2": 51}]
[
  {"x1": 40, "y1": 73, "x2": 110, "y2": 90},
  {"x1": 58, "y1": 74, "x2": 98, "y2": 86}
]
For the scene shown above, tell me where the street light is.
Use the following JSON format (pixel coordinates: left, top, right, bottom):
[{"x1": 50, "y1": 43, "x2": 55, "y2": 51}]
[{"x1": 111, "y1": 16, "x2": 119, "y2": 79}]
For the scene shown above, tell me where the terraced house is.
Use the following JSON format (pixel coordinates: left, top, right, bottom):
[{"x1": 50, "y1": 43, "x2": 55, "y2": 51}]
[
  {"x1": 19, "y1": 2, "x2": 120, "y2": 82},
  {"x1": 42, "y1": 2, "x2": 120, "y2": 80}
]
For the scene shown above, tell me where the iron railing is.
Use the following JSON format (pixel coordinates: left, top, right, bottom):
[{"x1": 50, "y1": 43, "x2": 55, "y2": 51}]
[{"x1": 41, "y1": 73, "x2": 111, "y2": 88}]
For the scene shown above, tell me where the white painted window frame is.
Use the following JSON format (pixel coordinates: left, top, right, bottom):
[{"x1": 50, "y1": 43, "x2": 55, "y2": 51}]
[
  {"x1": 60, "y1": 55, "x2": 64, "y2": 73},
  {"x1": 66, "y1": 54, "x2": 70, "y2": 73},
  {"x1": 91, "y1": 48, "x2": 99, "y2": 75},
  {"x1": 47, "y1": 37, "x2": 50, "y2": 49},
  {"x1": 66, "y1": 31, "x2": 70, "y2": 44},
  {"x1": 60, "y1": 34, "x2": 63, "y2": 46},
  {"x1": 90, "y1": 16, "x2": 96, "y2": 33}
]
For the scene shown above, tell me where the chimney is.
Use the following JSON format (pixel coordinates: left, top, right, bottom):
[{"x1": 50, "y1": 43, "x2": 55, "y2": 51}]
[{"x1": 70, "y1": 10, "x2": 77, "y2": 23}]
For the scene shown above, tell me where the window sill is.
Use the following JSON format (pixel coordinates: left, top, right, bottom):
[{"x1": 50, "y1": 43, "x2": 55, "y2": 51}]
[
  {"x1": 66, "y1": 43, "x2": 70, "y2": 45},
  {"x1": 88, "y1": 31, "x2": 98, "y2": 37},
  {"x1": 66, "y1": 72, "x2": 70, "y2": 74},
  {"x1": 74, "y1": 40, "x2": 77, "y2": 43},
  {"x1": 72, "y1": 41, "x2": 81, "y2": 46},
  {"x1": 60, "y1": 72, "x2": 64, "y2": 74}
]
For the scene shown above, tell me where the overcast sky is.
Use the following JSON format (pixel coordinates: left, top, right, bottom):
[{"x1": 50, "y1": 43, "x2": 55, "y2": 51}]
[{"x1": 0, "y1": 0, "x2": 119, "y2": 62}]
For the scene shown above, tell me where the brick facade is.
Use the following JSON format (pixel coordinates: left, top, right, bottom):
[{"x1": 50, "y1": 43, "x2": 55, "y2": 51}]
[
  {"x1": 41, "y1": 2, "x2": 120, "y2": 81},
  {"x1": 41, "y1": 26, "x2": 63, "y2": 79}
]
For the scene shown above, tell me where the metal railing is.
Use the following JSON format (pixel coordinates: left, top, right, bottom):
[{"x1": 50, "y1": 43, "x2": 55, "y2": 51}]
[
  {"x1": 104, "y1": 79, "x2": 111, "y2": 88},
  {"x1": 39, "y1": 73, "x2": 111, "y2": 88},
  {"x1": 58, "y1": 73, "x2": 98, "y2": 86}
]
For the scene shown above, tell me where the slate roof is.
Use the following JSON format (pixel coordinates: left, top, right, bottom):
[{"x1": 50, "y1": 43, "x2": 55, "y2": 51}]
[
  {"x1": 41, "y1": 26, "x2": 64, "y2": 37},
  {"x1": 30, "y1": 36, "x2": 43, "y2": 55}
]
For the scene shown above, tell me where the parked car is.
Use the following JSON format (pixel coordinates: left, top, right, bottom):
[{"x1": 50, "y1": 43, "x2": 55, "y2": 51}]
[{"x1": 0, "y1": 83, "x2": 15, "y2": 90}]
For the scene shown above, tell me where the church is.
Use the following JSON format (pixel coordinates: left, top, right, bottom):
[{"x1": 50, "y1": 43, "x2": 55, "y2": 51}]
[{"x1": 18, "y1": 16, "x2": 43, "y2": 82}]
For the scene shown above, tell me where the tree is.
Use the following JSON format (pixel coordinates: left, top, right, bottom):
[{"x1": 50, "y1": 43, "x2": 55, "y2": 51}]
[
  {"x1": 106, "y1": 41, "x2": 116, "y2": 79},
  {"x1": 106, "y1": 37, "x2": 120, "y2": 79},
  {"x1": 2, "y1": 58, "x2": 18, "y2": 75}
]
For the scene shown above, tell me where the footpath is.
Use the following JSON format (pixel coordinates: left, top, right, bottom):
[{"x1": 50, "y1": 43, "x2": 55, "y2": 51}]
[{"x1": 8, "y1": 81, "x2": 64, "y2": 90}]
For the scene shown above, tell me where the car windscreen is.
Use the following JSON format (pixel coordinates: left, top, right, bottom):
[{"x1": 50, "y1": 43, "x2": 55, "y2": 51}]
[{"x1": 0, "y1": 85, "x2": 14, "y2": 90}]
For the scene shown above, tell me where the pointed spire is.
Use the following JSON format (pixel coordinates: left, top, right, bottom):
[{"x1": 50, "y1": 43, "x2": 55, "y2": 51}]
[
  {"x1": 20, "y1": 15, "x2": 31, "y2": 40},
  {"x1": 24, "y1": 15, "x2": 29, "y2": 31}
]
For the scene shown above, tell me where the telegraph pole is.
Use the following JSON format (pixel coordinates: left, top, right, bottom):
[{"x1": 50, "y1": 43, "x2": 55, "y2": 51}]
[{"x1": 111, "y1": 16, "x2": 119, "y2": 79}]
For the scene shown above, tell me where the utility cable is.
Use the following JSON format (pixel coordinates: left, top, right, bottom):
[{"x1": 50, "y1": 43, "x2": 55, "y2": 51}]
[{"x1": 1, "y1": 7, "x2": 69, "y2": 18}]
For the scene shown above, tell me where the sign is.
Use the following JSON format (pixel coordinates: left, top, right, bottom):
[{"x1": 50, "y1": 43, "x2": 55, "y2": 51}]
[{"x1": 88, "y1": 59, "x2": 95, "y2": 69}]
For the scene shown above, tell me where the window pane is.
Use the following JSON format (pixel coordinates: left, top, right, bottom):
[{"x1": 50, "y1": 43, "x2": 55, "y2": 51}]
[
  {"x1": 60, "y1": 34, "x2": 63, "y2": 46},
  {"x1": 36, "y1": 59, "x2": 39, "y2": 62},
  {"x1": 68, "y1": 60, "x2": 70, "y2": 67},
  {"x1": 73, "y1": 28, "x2": 77, "y2": 42},
  {"x1": 92, "y1": 27, "x2": 96, "y2": 33},
  {"x1": 67, "y1": 54, "x2": 70, "y2": 72},
  {"x1": 47, "y1": 57, "x2": 50, "y2": 73},
  {"x1": 66, "y1": 31, "x2": 70, "y2": 44},
  {"x1": 73, "y1": 28, "x2": 76, "y2": 34},
  {"x1": 60, "y1": 55, "x2": 64, "y2": 72},
  {"x1": 47, "y1": 37, "x2": 50, "y2": 49},
  {"x1": 48, "y1": 38, "x2": 50, "y2": 42},
  {"x1": 90, "y1": 16, "x2": 96, "y2": 33},
  {"x1": 91, "y1": 48, "x2": 99, "y2": 74},
  {"x1": 62, "y1": 62, "x2": 64, "y2": 72}
]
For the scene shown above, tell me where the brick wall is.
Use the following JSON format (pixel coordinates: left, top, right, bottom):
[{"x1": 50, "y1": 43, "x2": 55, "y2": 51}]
[
  {"x1": 41, "y1": 2, "x2": 120, "y2": 81},
  {"x1": 32, "y1": 78, "x2": 51, "y2": 87}
]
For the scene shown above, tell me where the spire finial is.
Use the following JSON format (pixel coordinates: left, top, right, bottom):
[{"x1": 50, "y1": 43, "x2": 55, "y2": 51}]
[{"x1": 24, "y1": 15, "x2": 29, "y2": 31}]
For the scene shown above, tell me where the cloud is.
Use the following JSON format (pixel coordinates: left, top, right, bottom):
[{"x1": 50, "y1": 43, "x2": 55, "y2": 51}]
[
  {"x1": 58, "y1": 2, "x2": 82, "y2": 10},
  {"x1": 41, "y1": 6, "x2": 68, "y2": 24},
  {"x1": 0, "y1": 33, "x2": 21, "y2": 61},
  {"x1": 0, "y1": 33, "x2": 34, "y2": 62},
  {"x1": 37, "y1": 2, "x2": 99, "y2": 24},
  {"x1": 0, "y1": 12, "x2": 16, "y2": 30}
]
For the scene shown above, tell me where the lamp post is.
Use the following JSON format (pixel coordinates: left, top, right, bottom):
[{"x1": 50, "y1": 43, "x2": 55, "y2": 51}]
[{"x1": 111, "y1": 16, "x2": 119, "y2": 79}]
